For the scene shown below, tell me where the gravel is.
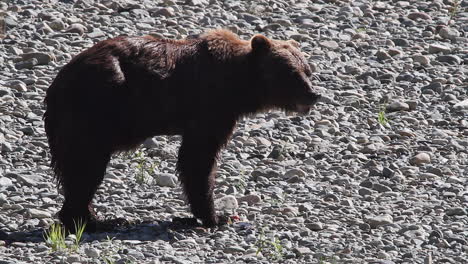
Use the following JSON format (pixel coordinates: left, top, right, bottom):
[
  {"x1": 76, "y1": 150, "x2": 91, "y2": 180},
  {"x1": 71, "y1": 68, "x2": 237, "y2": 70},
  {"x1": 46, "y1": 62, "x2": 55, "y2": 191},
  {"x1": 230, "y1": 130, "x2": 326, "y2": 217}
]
[{"x1": 0, "y1": 0, "x2": 467, "y2": 263}]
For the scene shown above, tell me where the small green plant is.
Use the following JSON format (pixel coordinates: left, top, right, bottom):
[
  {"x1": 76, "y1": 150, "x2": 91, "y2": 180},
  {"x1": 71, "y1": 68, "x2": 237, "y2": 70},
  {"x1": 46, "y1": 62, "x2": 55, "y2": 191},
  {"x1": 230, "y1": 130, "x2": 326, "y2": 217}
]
[
  {"x1": 377, "y1": 105, "x2": 388, "y2": 126},
  {"x1": 100, "y1": 236, "x2": 118, "y2": 264},
  {"x1": 43, "y1": 223, "x2": 67, "y2": 252},
  {"x1": 106, "y1": 235, "x2": 115, "y2": 243},
  {"x1": 255, "y1": 228, "x2": 284, "y2": 261},
  {"x1": 356, "y1": 27, "x2": 367, "y2": 33},
  {"x1": 44, "y1": 220, "x2": 87, "y2": 253},
  {"x1": 71, "y1": 219, "x2": 86, "y2": 251},
  {"x1": 447, "y1": 0, "x2": 460, "y2": 25},
  {"x1": 131, "y1": 150, "x2": 151, "y2": 184}
]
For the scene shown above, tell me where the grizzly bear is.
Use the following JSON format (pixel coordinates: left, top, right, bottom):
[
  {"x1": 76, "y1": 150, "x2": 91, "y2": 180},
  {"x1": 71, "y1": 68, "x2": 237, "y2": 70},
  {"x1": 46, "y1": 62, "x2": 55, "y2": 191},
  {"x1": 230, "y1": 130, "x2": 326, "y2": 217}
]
[{"x1": 44, "y1": 29, "x2": 320, "y2": 232}]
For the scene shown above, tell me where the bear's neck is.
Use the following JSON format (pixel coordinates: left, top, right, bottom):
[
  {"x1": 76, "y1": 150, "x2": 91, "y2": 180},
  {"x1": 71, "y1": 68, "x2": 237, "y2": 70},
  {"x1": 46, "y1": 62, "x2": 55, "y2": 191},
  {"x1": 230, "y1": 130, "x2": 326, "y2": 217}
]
[{"x1": 195, "y1": 43, "x2": 266, "y2": 116}]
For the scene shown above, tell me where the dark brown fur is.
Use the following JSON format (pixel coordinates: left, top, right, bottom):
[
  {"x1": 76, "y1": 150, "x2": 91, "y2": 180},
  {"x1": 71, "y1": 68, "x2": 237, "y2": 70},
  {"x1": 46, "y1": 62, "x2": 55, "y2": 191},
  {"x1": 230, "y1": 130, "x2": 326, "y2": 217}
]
[{"x1": 44, "y1": 29, "x2": 320, "y2": 231}]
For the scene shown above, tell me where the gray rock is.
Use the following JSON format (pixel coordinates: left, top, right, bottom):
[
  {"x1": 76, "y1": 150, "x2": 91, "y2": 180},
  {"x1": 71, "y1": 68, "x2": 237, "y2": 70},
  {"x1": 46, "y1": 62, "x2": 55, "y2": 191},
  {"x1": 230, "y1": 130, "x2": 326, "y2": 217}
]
[
  {"x1": 126, "y1": 249, "x2": 145, "y2": 259},
  {"x1": 438, "y1": 26, "x2": 459, "y2": 40},
  {"x1": 382, "y1": 167, "x2": 395, "y2": 178},
  {"x1": 142, "y1": 138, "x2": 159, "y2": 149},
  {"x1": 11, "y1": 173, "x2": 43, "y2": 187},
  {"x1": 21, "y1": 52, "x2": 53, "y2": 65},
  {"x1": 223, "y1": 246, "x2": 245, "y2": 254},
  {"x1": 422, "y1": 82, "x2": 443, "y2": 93},
  {"x1": 84, "y1": 248, "x2": 100, "y2": 258},
  {"x1": 306, "y1": 222, "x2": 323, "y2": 231},
  {"x1": 87, "y1": 30, "x2": 105, "y2": 39},
  {"x1": 241, "y1": 13, "x2": 262, "y2": 24},
  {"x1": 367, "y1": 215, "x2": 393, "y2": 228},
  {"x1": 386, "y1": 101, "x2": 410, "y2": 112},
  {"x1": 293, "y1": 247, "x2": 312, "y2": 256},
  {"x1": 418, "y1": 173, "x2": 439, "y2": 180},
  {"x1": 388, "y1": 48, "x2": 402, "y2": 57},
  {"x1": 37, "y1": 22, "x2": 54, "y2": 34},
  {"x1": 283, "y1": 168, "x2": 306, "y2": 178},
  {"x1": 392, "y1": 38, "x2": 409, "y2": 47},
  {"x1": 428, "y1": 43, "x2": 451, "y2": 54},
  {"x1": 66, "y1": 23, "x2": 87, "y2": 35},
  {"x1": 0, "y1": 88, "x2": 10, "y2": 97},
  {"x1": 412, "y1": 54, "x2": 430, "y2": 65},
  {"x1": 154, "y1": 7, "x2": 175, "y2": 17},
  {"x1": 341, "y1": 199, "x2": 354, "y2": 207},
  {"x1": 410, "y1": 153, "x2": 431, "y2": 165},
  {"x1": 15, "y1": 58, "x2": 39, "y2": 70},
  {"x1": 408, "y1": 12, "x2": 431, "y2": 20},
  {"x1": 237, "y1": 194, "x2": 261, "y2": 206},
  {"x1": 372, "y1": 183, "x2": 392, "y2": 193},
  {"x1": 436, "y1": 55, "x2": 461, "y2": 65},
  {"x1": 155, "y1": 173, "x2": 178, "y2": 187},
  {"x1": 6, "y1": 80, "x2": 27, "y2": 92},
  {"x1": 48, "y1": 19, "x2": 66, "y2": 31},
  {"x1": 8, "y1": 46, "x2": 23, "y2": 55},
  {"x1": 319, "y1": 40, "x2": 339, "y2": 50},
  {"x1": 67, "y1": 254, "x2": 81, "y2": 263},
  {"x1": 358, "y1": 187, "x2": 375, "y2": 196},
  {"x1": 446, "y1": 207, "x2": 467, "y2": 216},
  {"x1": 376, "y1": 50, "x2": 392, "y2": 61}
]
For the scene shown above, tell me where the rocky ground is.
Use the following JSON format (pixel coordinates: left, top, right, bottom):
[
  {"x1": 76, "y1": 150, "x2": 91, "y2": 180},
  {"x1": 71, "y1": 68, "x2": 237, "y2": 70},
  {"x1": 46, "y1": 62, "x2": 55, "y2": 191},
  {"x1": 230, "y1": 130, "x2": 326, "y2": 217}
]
[{"x1": 0, "y1": 0, "x2": 467, "y2": 263}]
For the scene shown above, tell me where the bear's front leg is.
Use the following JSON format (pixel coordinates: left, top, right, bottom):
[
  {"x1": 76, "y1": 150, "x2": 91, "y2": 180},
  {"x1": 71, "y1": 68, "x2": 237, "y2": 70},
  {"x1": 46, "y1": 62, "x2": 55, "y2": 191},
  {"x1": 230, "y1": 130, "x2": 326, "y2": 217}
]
[{"x1": 176, "y1": 119, "x2": 236, "y2": 227}]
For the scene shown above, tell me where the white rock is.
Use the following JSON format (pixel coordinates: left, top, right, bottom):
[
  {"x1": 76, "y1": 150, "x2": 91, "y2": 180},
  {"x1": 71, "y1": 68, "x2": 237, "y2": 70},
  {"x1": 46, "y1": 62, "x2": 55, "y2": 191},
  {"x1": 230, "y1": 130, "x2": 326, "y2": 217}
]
[
  {"x1": 13, "y1": 173, "x2": 43, "y2": 187},
  {"x1": 215, "y1": 195, "x2": 238, "y2": 210},
  {"x1": 319, "y1": 40, "x2": 339, "y2": 50},
  {"x1": 185, "y1": 0, "x2": 208, "y2": 6},
  {"x1": 453, "y1": 99, "x2": 468, "y2": 111},
  {"x1": 428, "y1": 43, "x2": 451, "y2": 54},
  {"x1": 410, "y1": 153, "x2": 431, "y2": 165},
  {"x1": 28, "y1": 208, "x2": 52, "y2": 219},
  {"x1": 0, "y1": 177, "x2": 13, "y2": 189}
]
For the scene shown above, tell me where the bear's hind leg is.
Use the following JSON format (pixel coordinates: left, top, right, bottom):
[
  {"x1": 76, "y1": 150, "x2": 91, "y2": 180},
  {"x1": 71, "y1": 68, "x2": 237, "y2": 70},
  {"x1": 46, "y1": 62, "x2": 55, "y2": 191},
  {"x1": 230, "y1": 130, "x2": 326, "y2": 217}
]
[{"x1": 58, "y1": 148, "x2": 111, "y2": 233}]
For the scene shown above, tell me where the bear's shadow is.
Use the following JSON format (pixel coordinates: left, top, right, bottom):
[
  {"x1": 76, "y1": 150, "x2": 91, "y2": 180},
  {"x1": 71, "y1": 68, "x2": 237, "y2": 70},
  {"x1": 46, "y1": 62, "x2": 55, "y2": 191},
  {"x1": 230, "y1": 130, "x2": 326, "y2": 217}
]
[{"x1": 3, "y1": 220, "x2": 193, "y2": 245}]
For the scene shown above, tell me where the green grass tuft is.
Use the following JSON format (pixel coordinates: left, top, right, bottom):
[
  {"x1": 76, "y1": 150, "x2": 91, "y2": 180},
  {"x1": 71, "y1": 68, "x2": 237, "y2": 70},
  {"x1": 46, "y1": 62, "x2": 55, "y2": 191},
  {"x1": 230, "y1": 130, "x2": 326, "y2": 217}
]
[
  {"x1": 255, "y1": 228, "x2": 284, "y2": 261},
  {"x1": 448, "y1": 0, "x2": 460, "y2": 25},
  {"x1": 71, "y1": 219, "x2": 86, "y2": 251},
  {"x1": 377, "y1": 105, "x2": 388, "y2": 126},
  {"x1": 43, "y1": 223, "x2": 67, "y2": 252}
]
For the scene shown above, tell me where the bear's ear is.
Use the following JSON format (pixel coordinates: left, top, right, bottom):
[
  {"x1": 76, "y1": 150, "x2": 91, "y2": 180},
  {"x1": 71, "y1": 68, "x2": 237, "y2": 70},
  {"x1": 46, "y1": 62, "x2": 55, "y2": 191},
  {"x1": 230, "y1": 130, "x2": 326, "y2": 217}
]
[
  {"x1": 251, "y1": 35, "x2": 271, "y2": 52},
  {"x1": 288, "y1": 39, "x2": 300, "y2": 48}
]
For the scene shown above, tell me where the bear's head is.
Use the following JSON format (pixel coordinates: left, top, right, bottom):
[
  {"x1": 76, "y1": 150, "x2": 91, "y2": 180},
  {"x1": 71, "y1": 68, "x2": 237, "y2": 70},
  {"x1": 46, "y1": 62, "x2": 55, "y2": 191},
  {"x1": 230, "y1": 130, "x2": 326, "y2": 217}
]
[{"x1": 250, "y1": 35, "x2": 321, "y2": 113}]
